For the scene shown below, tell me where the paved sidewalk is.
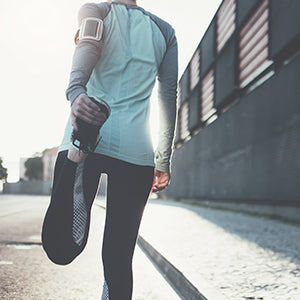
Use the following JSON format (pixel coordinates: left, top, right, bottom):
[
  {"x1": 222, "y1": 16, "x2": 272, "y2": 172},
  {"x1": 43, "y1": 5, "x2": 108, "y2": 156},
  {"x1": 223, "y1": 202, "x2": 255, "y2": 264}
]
[{"x1": 138, "y1": 198, "x2": 300, "y2": 300}]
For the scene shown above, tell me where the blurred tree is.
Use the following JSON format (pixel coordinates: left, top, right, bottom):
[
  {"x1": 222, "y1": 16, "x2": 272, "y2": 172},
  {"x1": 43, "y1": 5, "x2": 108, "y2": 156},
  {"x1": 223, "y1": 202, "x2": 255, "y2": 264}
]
[
  {"x1": 0, "y1": 157, "x2": 8, "y2": 182},
  {"x1": 25, "y1": 156, "x2": 43, "y2": 181}
]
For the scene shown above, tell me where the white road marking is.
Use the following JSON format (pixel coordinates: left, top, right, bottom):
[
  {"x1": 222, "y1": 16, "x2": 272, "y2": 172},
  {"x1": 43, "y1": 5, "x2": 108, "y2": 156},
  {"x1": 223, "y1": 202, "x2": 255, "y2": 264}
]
[
  {"x1": 0, "y1": 261, "x2": 13, "y2": 265},
  {"x1": 8, "y1": 244, "x2": 37, "y2": 250}
]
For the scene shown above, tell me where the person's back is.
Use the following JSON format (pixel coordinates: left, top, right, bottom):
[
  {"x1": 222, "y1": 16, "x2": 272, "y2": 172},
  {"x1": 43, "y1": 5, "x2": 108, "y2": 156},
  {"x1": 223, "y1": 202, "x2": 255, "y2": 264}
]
[{"x1": 62, "y1": 1, "x2": 178, "y2": 173}]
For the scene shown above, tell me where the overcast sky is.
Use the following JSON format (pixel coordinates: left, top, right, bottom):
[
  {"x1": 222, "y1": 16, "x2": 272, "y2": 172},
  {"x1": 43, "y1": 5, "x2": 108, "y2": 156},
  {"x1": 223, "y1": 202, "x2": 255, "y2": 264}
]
[{"x1": 0, "y1": 0, "x2": 221, "y2": 181}]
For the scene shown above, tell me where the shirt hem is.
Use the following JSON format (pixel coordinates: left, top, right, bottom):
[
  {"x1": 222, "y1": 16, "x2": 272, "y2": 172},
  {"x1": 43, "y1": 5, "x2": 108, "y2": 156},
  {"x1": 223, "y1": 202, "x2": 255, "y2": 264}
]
[{"x1": 59, "y1": 143, "x2": 155, "y2": 168}]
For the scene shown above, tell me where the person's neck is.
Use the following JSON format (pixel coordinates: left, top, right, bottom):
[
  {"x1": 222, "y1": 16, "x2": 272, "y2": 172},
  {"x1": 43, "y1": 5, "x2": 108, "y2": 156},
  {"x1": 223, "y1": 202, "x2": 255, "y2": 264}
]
[{"x1": 111, "y1": 0, "x2": 137, "y2": 6}]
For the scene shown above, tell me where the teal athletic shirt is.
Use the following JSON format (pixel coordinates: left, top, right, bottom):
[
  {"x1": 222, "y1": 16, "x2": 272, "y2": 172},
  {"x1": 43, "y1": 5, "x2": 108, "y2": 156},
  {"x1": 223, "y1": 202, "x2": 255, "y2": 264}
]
[{"x1": 60, "y1": 1, "x2": 178, "y2": 173}]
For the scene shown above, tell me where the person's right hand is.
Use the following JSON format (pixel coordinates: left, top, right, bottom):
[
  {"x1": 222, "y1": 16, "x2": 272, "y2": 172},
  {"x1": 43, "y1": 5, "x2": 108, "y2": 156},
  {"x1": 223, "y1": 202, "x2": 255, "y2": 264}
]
[
  {"x1": 71, "y1": 93, "x2": 108, "y2": 131},
  {"x1": 152, "y1": 170, "x2": 170, "y2": 193}
]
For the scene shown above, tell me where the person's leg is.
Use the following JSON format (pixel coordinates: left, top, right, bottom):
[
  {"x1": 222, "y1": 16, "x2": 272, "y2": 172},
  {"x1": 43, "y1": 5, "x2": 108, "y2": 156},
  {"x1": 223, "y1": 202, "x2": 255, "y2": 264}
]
[
  {"x1": 100, "y1": 157, "x2": 154, "y2": 300},
  {"x1": 42, "y1": 151, "x2": 102, "y2": 264}
]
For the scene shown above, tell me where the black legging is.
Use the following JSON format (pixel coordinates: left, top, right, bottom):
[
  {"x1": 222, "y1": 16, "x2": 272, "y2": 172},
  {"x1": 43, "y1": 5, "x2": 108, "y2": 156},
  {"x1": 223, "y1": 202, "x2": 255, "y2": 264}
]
[{"x1": 85, "y1": 153, "x2": 154, "y2": 299}]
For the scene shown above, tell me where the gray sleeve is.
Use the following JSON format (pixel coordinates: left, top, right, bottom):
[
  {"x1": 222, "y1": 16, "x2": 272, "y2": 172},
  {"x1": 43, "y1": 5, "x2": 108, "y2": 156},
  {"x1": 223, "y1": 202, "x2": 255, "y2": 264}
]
[
  {"x1": 155, "y1": 29, "x2": 178, "y2": 174},
  {"x1": 65, "y1": 3, "x2": 109, "y2": 104}
]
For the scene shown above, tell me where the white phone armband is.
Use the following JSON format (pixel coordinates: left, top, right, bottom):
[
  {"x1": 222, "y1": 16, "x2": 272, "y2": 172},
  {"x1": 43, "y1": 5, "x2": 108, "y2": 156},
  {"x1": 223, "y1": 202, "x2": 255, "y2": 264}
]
[{"x1": 78, "y1": 17, "x2": 104, "y2": 42}]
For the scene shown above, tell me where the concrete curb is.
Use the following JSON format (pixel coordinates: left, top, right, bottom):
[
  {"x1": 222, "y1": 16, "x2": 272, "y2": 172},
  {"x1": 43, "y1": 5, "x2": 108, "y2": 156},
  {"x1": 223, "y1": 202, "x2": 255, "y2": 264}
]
[{"x1": 137, "y1": 235, "x2": 207, "y2": 300}]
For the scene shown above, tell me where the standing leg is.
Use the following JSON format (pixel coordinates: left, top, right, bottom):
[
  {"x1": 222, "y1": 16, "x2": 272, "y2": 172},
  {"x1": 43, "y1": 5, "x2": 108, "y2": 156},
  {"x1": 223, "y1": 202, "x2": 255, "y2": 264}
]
[{"x1": 101, "y1": 158, "x2": 154, "y2": 300}]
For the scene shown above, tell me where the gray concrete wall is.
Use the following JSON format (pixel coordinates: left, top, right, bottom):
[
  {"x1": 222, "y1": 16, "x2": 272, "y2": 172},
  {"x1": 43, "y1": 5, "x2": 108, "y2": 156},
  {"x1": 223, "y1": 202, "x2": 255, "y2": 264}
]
[
  {"x1": 165, "y1": 56, "x2": 300, "y2": 205},
  {"x1": 166, "y1": 0, "x2": 300, "y2": 211}
]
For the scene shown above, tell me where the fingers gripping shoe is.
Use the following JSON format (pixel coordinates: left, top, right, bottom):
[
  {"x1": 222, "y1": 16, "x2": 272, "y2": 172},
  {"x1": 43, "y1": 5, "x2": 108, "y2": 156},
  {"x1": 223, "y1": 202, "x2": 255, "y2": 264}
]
[
  {"x1": 68, "y1": 97, "x2": 111, "y2": 163},
  {"x1": 72, "y1": 97, "x2": 111, "y2": 153}
]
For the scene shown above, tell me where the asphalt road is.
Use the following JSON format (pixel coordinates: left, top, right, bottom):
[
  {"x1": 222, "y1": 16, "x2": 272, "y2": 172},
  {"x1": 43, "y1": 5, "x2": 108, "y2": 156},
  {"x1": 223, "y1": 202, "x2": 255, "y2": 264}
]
[{"x1": 0, "y1": 195, "x2": 179, "y2": 300}]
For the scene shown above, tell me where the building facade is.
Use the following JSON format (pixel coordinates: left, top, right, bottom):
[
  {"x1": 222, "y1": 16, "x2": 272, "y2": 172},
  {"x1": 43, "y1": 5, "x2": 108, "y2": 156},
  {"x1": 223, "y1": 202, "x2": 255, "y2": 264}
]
[
  {"x1": 42, "y1": 147, "x2": 59, "y2": 182},
  {"x1": 164, "y1": 0, "x2": 300, "y2": 206}
]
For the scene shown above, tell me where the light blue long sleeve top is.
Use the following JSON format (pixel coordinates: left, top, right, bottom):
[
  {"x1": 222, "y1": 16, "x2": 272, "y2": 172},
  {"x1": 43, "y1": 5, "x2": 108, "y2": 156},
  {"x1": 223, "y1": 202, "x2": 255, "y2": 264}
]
[{"x1": 61, "y1": 1, "x2": 178, "y2": 173}]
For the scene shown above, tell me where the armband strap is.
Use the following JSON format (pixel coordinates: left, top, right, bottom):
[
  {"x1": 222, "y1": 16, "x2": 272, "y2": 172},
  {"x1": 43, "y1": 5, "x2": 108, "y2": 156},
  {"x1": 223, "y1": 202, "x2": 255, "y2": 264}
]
[{"x1": 78, "y1": 17, "x2": 104, "y2": 42}]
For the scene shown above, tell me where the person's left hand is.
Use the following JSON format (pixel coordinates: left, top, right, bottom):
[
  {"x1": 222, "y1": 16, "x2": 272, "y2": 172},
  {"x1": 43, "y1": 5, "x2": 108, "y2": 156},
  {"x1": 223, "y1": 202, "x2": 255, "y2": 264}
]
[{"x1": 151, "y1": 170, "x2": 170, "y2": 193}]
